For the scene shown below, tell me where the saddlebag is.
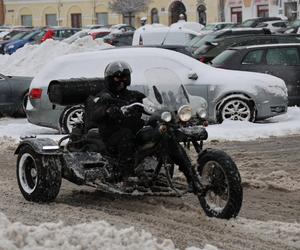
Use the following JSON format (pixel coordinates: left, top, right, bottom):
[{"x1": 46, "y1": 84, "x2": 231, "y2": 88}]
[{"x1": 48, "y1": 77, "x2": 105, "y2": 106}]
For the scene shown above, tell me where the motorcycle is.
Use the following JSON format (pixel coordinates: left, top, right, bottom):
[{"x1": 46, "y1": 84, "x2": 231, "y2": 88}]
[{"x1": 15, "y1": 67, "x2": 243, "y2": 219}]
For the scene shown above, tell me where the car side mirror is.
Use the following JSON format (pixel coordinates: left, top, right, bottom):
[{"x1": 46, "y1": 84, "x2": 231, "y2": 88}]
[
  {"x1": 4, "y1": 36, "x2": 10, "y2": 40},
  {"x1": 188, "y1": 72, "x2": 198, "y2": 80}
]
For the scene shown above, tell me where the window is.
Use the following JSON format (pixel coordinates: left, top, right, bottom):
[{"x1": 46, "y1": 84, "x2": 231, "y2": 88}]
[
  {"x1": 242, "y1": 50, "x2": 264, "y2": 65},
  {"x1": 96, "y1": 13, "x2": 108, "y2": 25},
  {"x1": 272, "y1": 22, "x2": 287, "y2": 28},
  {"x1": 21, "y1": 15, "x2": 32, "y2": 27},
  {"x1": 151, "y1": 8, "x2": 159, "y2": 24},
  {"x1": 266, "y1": 47, "x2": 300, "y2": 66},
  {"x1": 231, "y1": 7, "x2": 242, "y2": 23},
  {"x1": 123, "y1": 14, "x2": 135, "y2": 26},
  {"x1": 257, "y1": 5, "x2": 269, "y2": 18},
  {"x1": 45, "y1": 14, "x2": 57, "y2": 26},
  {"x1": 71, "y1": 13, "x2": 82, "y2": 28},
  {"x1": 211, "y1": 50, "x2": 237, "y2": 65}
]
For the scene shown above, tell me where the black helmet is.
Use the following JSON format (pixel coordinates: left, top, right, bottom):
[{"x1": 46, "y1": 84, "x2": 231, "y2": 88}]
[{"x1": 104, "y1": 61, "x2": 132, "y2": 93}]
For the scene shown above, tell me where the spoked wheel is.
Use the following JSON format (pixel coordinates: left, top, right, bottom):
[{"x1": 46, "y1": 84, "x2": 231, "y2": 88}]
[
  {"x1": 197, "y1": 149, "x2": 243, "y2": 219},
  {"x1": 218, "y1": 98, "x2": 255, "y2": 123},
  {"x1": 60, "y1": 105, "x2": 84, "y2": 134},
  {"x1": 16, "y1": 145, "x2": 62, "y2": 202}
]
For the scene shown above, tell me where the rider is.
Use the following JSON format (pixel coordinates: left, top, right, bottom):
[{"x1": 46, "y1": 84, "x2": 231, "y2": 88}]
[
  {"x1": 91, "y1": 61, "x2": 145, "y2": 174},
  {"x1": 91, "y1": 61, "x2": 194, "y2": 190}
]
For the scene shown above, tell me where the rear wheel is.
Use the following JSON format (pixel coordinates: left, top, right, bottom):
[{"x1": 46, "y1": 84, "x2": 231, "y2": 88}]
[
  {"x1": 197, "y1": 149, "x2": 243, "y2": 219},
  {"x1": 16, "y1": 145, "x2": 62, "y2": 202},
  {"x1": 60, "y1": 105, "x2": 84, "y2": 134}
]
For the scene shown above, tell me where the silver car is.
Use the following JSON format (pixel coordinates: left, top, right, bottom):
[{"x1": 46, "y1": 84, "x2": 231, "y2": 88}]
[{"x1": 26, "y1": 47, "x2": 288, "y2": 133}]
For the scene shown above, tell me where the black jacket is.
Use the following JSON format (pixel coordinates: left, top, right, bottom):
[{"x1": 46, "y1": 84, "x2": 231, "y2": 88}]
[{"x1": 89, "y1": 87, "x2": 145, "y2": 139}]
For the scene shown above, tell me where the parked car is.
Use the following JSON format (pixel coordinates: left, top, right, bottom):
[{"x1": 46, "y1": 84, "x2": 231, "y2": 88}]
[
  {"x1": 39, "y1": 28, "x2": 81, "y2": 43},
  {"x1": 199, "y1": 22, "x2": 236, "y2": 35},
  {"x1": 211, "y1": 43, "x2": 300, "y2": 106},
  {"x1": 62, "y1": 30, "x2": 90, "y2": 44},
  {"x1": 26, "y1": 47, "x2": 287, "y2": 132},
  {"x1": 256, "y1": 20, "x2": 289, "y2": 33},
  {"x1": 284, "y1": 19, "x2": 300, "y2": 34},
  {"x1": 3, "y1": 30, "x2": 43, "y2": 54},
  {"x1": 0, "y1": 30, "x2": 31, "y2": 54},
  {"x1": 89, "y1": 28, "x2": 112, "y2": 40},
  {"x1": 0, "y1": 73, "x2": 33, "y2": 117},
  {"x1": 102, "y1": 31, "x2": 134, "y2": 46},
  {"x1": 190, "y1": 34, "x2": 300, "y2": 63},
  {"x1": 238, "y1": 17, "x2": 283, "y2": 28},
  {"x1": 186, "y1": 28, "x2": 272, "y2": 55},
  {"x1": 133, "y1": 26, "x2": 199, "y2": 46},
  {"x1": 111, "y1": 24, "x2": 136, "y2": 33}
]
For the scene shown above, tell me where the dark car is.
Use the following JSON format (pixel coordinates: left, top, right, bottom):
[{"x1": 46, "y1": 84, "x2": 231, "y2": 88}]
[
  {"x1": 0, "y1": 73, "x2": 33, "y2": 117},
  {"x1": 186, "y1": 28, "x2": 271, "y2": 55},
  {"x1": 211, "y1": 43, "x2": 300, "y2": 106},
  {"x1": 191, "y1": 34, "x2": 300, "y2": 63},
  {"x1": 239, "y1": 17, "x2": 283, "y2": 28},
  {"x1": 0, "y1": 30, "x2": 31, "y2": 54},
  {"x1": 103, "y1": 31, "x2": 134, "y2": 46}
]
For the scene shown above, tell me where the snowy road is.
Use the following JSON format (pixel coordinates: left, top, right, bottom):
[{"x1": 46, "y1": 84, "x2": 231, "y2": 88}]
[{"x1": 0, "y1": 135, "x2": 299, "y2": 250}]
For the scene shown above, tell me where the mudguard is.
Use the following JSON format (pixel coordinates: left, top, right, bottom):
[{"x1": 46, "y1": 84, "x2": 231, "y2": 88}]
[{"x1": 14, "y1": 138, "x2": 61, "y2": 155}]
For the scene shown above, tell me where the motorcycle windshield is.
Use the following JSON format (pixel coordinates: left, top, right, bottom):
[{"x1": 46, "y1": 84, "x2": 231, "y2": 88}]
[{"x1": 143, "y1": 67, "x2": 191, "y2": 112}]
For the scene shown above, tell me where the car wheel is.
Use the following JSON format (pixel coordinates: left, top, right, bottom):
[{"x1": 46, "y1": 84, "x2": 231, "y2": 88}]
[
  {"x1": 217, "y1": 98, "x2": 255, "y2": 123},
  {"x1": 61, "y1": 105, "x2": 84, "y2": 134}
]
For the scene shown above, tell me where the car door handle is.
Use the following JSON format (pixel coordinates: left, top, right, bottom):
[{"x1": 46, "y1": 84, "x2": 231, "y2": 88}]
[{"x1": 265, "y1": 71, "x2": 270, "y2": 74}]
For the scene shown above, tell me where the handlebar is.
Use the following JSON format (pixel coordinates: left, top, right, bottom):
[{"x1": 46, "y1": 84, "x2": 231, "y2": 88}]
[{"x1": 121, "y1": 102, "x2": 155, "y2": 115}]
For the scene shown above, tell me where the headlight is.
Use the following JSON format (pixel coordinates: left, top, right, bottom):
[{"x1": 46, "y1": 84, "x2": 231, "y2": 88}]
[
  {"x1": 161, "y1": 111, "x2": 172, "y2": 122},
  {"x1": 197, "y1": 109, "x2": 207, "y2": 119},
  {"x1": 178, "y1": 105, "x2": 192, "y2": 122},
  {"x1": 8, "y1": 45, "x2": 14, "y2": 49}
]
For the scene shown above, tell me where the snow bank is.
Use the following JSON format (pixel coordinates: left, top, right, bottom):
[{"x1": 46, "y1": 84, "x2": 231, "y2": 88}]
[
  {"x1": 0, "y1": 213, "x2": 215, "y2": 250},
  {"x1": 206, "y1": 106, "x2": 300, "y2": 141},
  {"x1": 0, "y1": 36, "x2": 112, "y2": 77}
]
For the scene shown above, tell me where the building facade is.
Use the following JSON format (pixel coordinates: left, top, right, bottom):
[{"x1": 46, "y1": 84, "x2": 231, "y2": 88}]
[
  {"x1": 3, "y1": 0, "x2": 221, "y2": 28},
  {"x1": 225, "y1": 0, "x2": 299, "y2": 23}
]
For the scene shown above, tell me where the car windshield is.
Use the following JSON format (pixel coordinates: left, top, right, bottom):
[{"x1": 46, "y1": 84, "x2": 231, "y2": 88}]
[
  {"x1": 240, "y1": 20, "x2": 256, "y2": 27},
  {"x1": 211, "y1": 49, "x2": 237, "y2": 65},
  {"x1": 22, "y1": 31, "x2": 39, "y2": 40},
  {"x1": 291, "y1": 20, "x2": 300, "y2": 27},
  {"x1": 202, "y1": 24, "x2": 216, "y2": 31},
  {"x1": 187, "y1": 33, "x2": 218, "y2": 48},
  {"x1": 11, "y1": 31, "x2": 29, "y2": 40},
  {"x1": 143, "y1": 67, "x2": 206, "y2": 113}
]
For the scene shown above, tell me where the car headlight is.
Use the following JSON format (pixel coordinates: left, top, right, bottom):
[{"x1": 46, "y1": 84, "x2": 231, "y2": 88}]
[
  {"x1": 178, "y1": 105, "x2": 192, "y2": 122},
  {"x1": 8, "y1": 45, "x2": 14, "y2": 49},
  {"x1": 161, "y1": 111, "x2": 172, "y2": 122}
]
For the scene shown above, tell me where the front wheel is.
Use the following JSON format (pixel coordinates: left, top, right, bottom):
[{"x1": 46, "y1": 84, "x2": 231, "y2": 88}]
[
  {"x1": 197, "y1": 149, "x2": 243, "y2": 219},
  {"x1": 16, "y1": 145, "x2": 62, "y2": 202},
  {"x1": 217, "y1": 98, "x2": 255, "y2": 123}
]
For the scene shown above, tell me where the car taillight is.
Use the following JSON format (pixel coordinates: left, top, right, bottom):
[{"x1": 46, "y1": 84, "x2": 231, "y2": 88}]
[{"x1": 29, "y1": 88, "x2": 43, "y2": 99}]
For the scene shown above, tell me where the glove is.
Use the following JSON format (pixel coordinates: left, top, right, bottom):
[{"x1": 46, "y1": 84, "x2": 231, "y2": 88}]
[{"x1": 106, "y1": 106, "x2": 124, "y2": 121}]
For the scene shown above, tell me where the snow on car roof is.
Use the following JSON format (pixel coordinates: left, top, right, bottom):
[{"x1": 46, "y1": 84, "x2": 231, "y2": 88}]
[
  {"x1": 30, "y1": 46, "x2": 287, "y2": 98},
  {"x1": 241, "y1": 43, "x2": 300, "y2": 49}
]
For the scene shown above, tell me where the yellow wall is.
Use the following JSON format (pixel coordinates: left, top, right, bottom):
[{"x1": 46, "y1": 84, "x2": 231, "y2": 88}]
[{"x1": 4, "y1": 0, "x2": 220, "y2": 27}]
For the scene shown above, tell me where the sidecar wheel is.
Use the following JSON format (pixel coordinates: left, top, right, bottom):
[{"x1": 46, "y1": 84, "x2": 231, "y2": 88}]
[
  {"x1": 197, "y1": 149, "x2": 243, "y2": 219},
  {"x1": 16, "y1": 145, "x2": 62, "y2": 202}
]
